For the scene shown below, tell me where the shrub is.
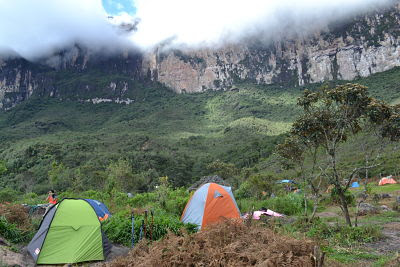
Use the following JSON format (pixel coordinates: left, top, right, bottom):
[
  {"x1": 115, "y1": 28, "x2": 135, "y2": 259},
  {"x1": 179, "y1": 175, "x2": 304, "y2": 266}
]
[
  {"x1": 0, "y1": 204, "x2": 30, "y2": 230},
  {"x1": 235, "y1": 174, "x2": 278, "y2": 200},
  {"x1": 237, "y1": 193, "x2": 313, "y2": 216},
  {"x1": 103, "y1": 210, "x2": 197, "y2": 247},
  {"x1": 0, "y1": 216, "x2": 33, "y2": 244},
  {"x1": 306, "y1": 220, "x2": 382, "y2": 247},
  {"x1": 330, "y1": 188, "x2": 355, "y2": 206},
  {"x1": 0, "y1": 188, "x2": 19, "y2": 203}
]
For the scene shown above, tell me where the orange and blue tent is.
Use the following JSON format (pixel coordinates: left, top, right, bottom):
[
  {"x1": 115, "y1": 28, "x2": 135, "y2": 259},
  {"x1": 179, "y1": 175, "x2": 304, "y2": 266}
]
[{"x1": 181, "y1": 183, "x2": 240, "y2": 229}]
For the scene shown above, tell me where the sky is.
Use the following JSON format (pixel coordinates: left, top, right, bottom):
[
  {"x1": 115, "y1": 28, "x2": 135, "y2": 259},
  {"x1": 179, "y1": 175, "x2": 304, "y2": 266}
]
[
  {"x1": 0, "y1": 0, "x2": 394, "y2": 60},
  {"x1": 101, "y1": 0, "x2": 136, "y2": 15}
]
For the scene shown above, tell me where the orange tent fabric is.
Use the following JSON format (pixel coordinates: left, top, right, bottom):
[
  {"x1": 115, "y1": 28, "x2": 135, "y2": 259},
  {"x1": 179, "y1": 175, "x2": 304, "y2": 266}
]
[
  {"x1": 181, "y1": 183, "x2": 240, "y2": 229},
  {"x1": 378, "y1": 177, "x2": 397, "y2": 186}
]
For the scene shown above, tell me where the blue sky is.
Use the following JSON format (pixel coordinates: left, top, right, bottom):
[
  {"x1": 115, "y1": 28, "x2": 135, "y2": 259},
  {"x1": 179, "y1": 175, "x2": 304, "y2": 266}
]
[{"x1": 102, "y1": 0, "x2": 136, "y2": 15}]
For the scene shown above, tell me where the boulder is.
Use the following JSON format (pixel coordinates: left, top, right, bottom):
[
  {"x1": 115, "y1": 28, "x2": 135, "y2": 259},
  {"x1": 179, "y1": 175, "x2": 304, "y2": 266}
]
[
  {"x1": 380, "y1": 193, "x2": 392, "y2": 199},
  {"x1": 358, "y1": 203, "x2": 379, "y2": 216},
  {"x1": 380, "y1": 205, "x2": 392, "y2": 212}
]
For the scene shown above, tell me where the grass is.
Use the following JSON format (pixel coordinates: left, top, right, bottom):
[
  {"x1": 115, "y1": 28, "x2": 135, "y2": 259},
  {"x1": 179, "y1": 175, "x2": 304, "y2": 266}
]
[
  {"x1": 326, "y1": 248, "x2": 383, "y2": 264},
  {"x1": 358, "y1": 211, "x2": 400, "y2": 224},
  {"x1": 371, "y1": 184, "x2": 400, "y2": 194}
]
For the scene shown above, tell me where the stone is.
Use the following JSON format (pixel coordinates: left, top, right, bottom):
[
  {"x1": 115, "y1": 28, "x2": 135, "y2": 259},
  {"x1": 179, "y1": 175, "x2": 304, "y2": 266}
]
[
  {"x1": 396, "y1": 196, "x2": 400, "y2": 204},
  {"x1": 380, "y1": 193, "x2": 392, "y2": 199},
  {"x1": 380, "y1": 205, "x2": 392, "y2": 212},
  {"x1": 0, "y1": 246, "x2": 25, "y2": 267},
  {"x1": 0, "y1": 237, "x2": 9, "y2": 247},
  {"x1": 358, "y1": 203, "x2": 379, "y2": 216}
]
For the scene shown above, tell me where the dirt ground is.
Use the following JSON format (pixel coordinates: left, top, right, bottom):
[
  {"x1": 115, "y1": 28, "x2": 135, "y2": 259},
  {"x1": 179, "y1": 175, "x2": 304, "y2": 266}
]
[
  {"x1": 0, "y1": 242, "x2": 129, "y2": 267},
  {"x1": 365, "y1": 221, "x2": 400, "y2": 254}
]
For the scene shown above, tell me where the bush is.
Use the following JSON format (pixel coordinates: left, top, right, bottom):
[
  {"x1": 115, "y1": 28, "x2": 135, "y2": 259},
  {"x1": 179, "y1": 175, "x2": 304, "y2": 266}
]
[
  {"x1": 0, "y1": 204, "x2": 30, "y2": 229},
  {"x1": 103, "y1": 210, "x2": 197, "y2": 246},
  {"x1": 235, "y1": 174, "x2": 279, "y2": 200},
  {"x1": 306, "y1": 220, "x2": 382, "y2": 247},
  {"x1": 0, "y1": 216, "x2": 34, "y2": 244},
  {"x1": 330, "y1": 188, "x2": 355, "y2": 206},
  {"x1": 237, "y1": 193, "x2": 313, "y2": 216},
  {"x1": 0, "y1": 188, "x2": 20, "y2": 203}
]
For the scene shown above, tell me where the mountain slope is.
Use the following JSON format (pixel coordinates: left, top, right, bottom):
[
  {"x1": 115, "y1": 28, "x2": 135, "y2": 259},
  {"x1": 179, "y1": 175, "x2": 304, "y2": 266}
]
[{"x1": 1, "y1": 67, "x2": 400, "y2": 193}]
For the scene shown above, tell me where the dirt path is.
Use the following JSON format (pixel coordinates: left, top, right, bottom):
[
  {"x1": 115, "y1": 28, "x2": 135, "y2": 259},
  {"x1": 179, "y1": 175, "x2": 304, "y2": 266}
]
[{"x1": 365, "y1": 222, "x2": 400, "y2": 254}]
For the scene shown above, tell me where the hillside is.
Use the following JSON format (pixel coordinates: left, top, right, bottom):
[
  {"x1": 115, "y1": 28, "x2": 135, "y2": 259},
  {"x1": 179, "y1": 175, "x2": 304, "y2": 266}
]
[{"x1": 1, "y1": 67, "x2": 400, "y2": 193}]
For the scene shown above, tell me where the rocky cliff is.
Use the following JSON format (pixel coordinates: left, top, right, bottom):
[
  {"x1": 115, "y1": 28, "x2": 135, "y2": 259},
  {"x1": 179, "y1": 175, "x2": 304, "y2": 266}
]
[
  {"x1": 0, "y1": 47, "x2": 144, "y2": 109},
  {"x1": 143, "y1": 3, "x2": 400, "y2": 93},
  {"x1": 1, "y1": 2, "x2": 400, "y2": 108}
]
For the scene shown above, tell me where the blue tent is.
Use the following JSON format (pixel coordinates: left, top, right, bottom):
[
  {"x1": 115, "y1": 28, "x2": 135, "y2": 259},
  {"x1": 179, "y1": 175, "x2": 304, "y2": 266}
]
[
  {"x1": 85, "y1": 199, "x2": 111, "y2": 221},
  {"x1": 351, "y1": 182, "x2": 360, "y2": 188}
]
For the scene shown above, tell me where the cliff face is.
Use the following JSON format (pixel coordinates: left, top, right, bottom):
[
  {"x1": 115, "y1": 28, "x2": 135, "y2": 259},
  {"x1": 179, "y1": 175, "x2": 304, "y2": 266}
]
[
  {"x1": 1, "y1": 3, "x2": 400, "y2": 108},
  {"x1": 0, "y1": 47, "x2": 144, "y2": 109},
  {"x1": 142, "y1": 3, "x2": 400, "y2": 93}
]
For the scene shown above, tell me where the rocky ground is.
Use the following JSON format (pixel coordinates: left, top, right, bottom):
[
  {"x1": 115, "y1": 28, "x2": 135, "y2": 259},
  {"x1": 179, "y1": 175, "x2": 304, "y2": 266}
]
[{"x1": 0, "y1": 240, "x2": 129, "y2": 267}]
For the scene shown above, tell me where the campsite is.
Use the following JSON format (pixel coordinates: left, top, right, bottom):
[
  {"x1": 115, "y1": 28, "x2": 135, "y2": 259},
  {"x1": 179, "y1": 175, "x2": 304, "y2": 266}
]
[
  {"x1": 2, "y1": 0, "x2": 400, "y2": 266},
  {"x1": 1, "y1": 175, "x2": 400, "y2": 266}
]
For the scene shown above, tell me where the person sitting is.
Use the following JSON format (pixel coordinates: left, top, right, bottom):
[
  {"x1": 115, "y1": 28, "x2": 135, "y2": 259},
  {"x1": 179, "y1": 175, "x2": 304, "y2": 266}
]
[
  {"x1": 44, "y1": 190, "x2": 58, "y2": 216},
  {"x1": 46, "y1": 190, "x2": 58, "y2": 205}
]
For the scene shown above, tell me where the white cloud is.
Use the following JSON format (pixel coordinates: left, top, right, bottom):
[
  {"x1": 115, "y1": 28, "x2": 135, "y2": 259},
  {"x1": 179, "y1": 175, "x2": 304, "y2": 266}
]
[
  {"x1": 0, "y1": 0, "x2": 394, "y2": 59},
  {"x1": 0, "y1": 0, "x2": 131, "y2": 60},
  {"x1": 130, "y1": 0, "x2": 393, "y2": 49}
]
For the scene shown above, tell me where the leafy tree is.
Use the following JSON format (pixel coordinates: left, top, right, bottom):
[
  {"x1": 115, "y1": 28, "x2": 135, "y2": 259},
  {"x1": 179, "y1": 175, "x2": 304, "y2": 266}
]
[
  {"x1": 106, "y1": 159, "x2": 145, "y2": 193},
  {"x1": 277, "y1": 84, "x2": 399, "y2": 226},
  {"x1": 0, "y1": 160, "x2": 7, "y2": 176},
  {"x1": 156, "y1": 176, "x2": 170, "y2": 209},
  {"x1": 48, "y1": 161, "x2": 73, "y2": 191}
]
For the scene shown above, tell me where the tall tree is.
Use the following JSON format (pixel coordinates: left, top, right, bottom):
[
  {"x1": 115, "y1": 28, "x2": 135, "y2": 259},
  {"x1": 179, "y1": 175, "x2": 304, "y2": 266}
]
[{"x1": 278, "y1": 83, "x2": 399, "y2": 226}]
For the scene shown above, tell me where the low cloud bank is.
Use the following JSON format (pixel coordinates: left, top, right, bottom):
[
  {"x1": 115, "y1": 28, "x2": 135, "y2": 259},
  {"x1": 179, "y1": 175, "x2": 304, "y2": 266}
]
[{"x1": 0, "y1": 0, "x2": 394, "y2": 60}]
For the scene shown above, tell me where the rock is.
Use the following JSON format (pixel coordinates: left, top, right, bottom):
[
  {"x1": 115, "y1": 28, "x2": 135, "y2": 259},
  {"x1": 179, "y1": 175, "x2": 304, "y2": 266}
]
[
  {"x1": 3, "y1": 3, "x2": 400, "y2": 109},
  {"x1": 380, "y1": 193, "x2": 392, "y2": 199},
  {"x1": 0, "y1": 246, "x2": 26, "y2": 267},
  {"x1": 380, "y1": 205, "x2": 392, "y2": 212},
  {"x1": 396, "y1": 196, "x2": 400, "y2": 204},
  {"x1": 357, "y1": 192, "x2": 368, "y2": 199},
  {"x1": 358, "y1": 203, "x2": 379, "y2": 216},
  {"x1": 0, "y1": 237, "x2": 9, "y2": 247}
]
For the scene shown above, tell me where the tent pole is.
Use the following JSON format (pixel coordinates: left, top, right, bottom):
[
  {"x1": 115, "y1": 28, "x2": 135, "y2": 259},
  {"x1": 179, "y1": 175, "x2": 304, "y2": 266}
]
[{"x1": 131, "y1": 209, "x2": 135, "y2": 248}]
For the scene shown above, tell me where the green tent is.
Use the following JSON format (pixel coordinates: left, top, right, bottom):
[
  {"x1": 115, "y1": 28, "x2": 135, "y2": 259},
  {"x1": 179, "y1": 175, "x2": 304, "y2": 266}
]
[{"x1": 28, "y1": 199, "x2": 111, "y2": 264}]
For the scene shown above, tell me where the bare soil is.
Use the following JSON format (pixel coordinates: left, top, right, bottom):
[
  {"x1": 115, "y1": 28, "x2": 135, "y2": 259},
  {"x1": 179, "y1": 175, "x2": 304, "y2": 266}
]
[{"x1": 364, "y1": 221, "x2": 400, "y2": 254}]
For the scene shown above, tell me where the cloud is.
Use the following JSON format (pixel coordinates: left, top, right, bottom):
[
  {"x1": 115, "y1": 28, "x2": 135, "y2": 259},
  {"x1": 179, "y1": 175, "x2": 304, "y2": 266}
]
[
  {"x1": 0, "y1": 0, "x2": 132, "y2": 60},
  {"x1": 0, "y1": 0, "x2": 395, "y2": 60},
  {"x1": 130, "y1": 0, "x2": 394, "y2": 49}
]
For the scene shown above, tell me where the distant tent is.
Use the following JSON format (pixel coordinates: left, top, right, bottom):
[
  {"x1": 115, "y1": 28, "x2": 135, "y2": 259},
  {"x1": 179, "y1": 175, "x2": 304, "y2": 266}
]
[
  {"x1": 379, "y1": 176, "x2": 397, "y2": 186},
  {"x1": 277, "y1": 179, "x2": 296, "y2": 184},
  {"x1": 28, "y1": 199, "x2": 111, "y2": 265},
  {"x1": 181, "y1": 183, "x2": 240, "y2": 229},
  {"x1": 351, "y1": 182, "x2": 360, "y2": 188}
]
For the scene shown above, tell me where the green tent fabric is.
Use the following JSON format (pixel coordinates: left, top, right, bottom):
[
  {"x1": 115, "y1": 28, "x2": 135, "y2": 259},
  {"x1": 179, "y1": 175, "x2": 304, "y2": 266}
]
[{"x1": 28, "y1": 199, "x2": 111, "y2": 265}]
